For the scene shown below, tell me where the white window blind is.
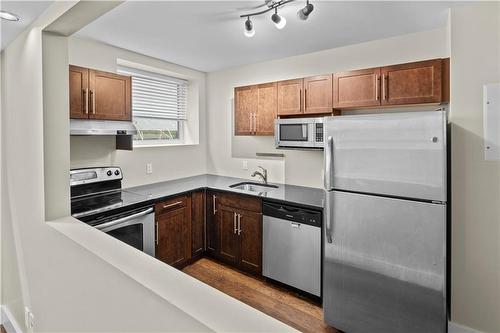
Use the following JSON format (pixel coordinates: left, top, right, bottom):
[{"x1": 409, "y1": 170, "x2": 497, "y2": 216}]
[{"x1": 118, "y1": 66, "x2": 188, "y2": 120}]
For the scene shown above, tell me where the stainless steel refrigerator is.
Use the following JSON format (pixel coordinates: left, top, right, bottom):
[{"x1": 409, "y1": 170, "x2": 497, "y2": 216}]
[{"x1": 323, "y1": 110, "x2": 448, "y2": 333}]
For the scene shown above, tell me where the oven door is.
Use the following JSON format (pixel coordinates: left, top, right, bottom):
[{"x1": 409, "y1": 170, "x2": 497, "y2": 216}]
[{"x1": 95, "y1": 207, "x2": 155, "y2": 257}]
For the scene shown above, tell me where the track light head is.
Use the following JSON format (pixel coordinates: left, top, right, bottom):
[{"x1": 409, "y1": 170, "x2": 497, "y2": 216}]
[
  {"x1": 298, "y1": 1, "x2": 314, "y2": 20},
  {"x1": 271, "y1": 9, "x2": 286, "y2": 29},
  {"x1": 244, "y1": 17, "x2": 255, "y2": 37}
]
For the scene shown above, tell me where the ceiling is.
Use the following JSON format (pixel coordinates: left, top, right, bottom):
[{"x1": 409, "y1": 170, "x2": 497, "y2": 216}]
[
  {"x1": 75, "y1": 1, "x2": 456, "y2": 72},
  {"x1": 0, "y1": 1, "x2": 53, "y2": 50}
]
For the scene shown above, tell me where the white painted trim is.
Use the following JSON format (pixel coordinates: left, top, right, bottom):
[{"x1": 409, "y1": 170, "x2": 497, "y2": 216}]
[
  {"x1": 449, "y1": 321, "x2": 484, "y2": 333},
  {"x1": 1, "y1": 305, "x2": 23, "y2": 333}
]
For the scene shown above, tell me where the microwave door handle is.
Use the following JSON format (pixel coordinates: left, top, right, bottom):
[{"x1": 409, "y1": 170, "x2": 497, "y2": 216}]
[
  {"x1": 95, "y1": 207, "x2": 154, "y2": 231},
  {"x1": 302, "y1": 124, "x2": 307, "y2": 139}
]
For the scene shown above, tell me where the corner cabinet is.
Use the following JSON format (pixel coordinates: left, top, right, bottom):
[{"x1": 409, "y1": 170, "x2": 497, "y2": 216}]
[
  {"x1": 69, "y1": 65, "x2": 131, "y2": 121},
  {"x1": 234, "y1": 83, "x2": 277, "y2": 136}
]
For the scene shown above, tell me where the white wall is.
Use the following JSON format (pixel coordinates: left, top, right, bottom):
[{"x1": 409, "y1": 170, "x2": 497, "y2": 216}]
[
  {"x1": 0, "y1": 4, "x2": 213, "y2": 331},
  {"x1": 206, "y1": 28, "x2": 449, "y2": 188},
  {"x1": 449, "y1": 3, "x2": 500, "y2": 332},
  {"x1": 68, "y1": 37, "x2": 207, "y2": 188}
]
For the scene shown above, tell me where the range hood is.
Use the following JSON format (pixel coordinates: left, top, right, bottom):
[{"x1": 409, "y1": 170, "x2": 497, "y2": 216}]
[{"x1": 70, "y1": 119, "x2": 138, "y2": 136}]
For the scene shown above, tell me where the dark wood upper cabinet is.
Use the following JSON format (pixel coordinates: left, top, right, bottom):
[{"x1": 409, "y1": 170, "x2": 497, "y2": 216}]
[
  {"x1": 277, "y1": 78, "x2": 303, "y2": 116},
  {"x1": 191, "y1": 191, "x2": 205, "y2": 258},
  {"x1": 89, "y1": 69, "x2": 131, "y2": 121},
  {"x1": 381, "y1": 59, "x2": 443, "y2": 106},
  {"x1": 333, "y1": 68, "x2": 381, "y2": 109},
  {"x1": 304, "y1": 75, "x2": 333, "y2": 114},
  {"x1": 256, "y1": 82, "x2": 277, "y2": 136},
  {"x1": 69, "y1": 65, "x2": 131, "y2": 121},
  {"x1": 69, "y1": 65, "x2": 89, "y2": 119},
  {"x1": 234, "y1": 85, "x2": 258, "y2": 135},
  {"x1": 155, "y1": 195, "x2": 191, "y2": 268}
]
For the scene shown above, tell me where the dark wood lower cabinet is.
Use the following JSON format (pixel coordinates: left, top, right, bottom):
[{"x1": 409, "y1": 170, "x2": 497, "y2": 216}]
[
  {"x1": 191, "y1": 191, "x2": 205, "y2": 258},
  {"x1": 212, "y1": 193, "x2": 263, "y2": 276},
  {"x1": 155, "y1": 190, "x2": 263, "y2": 276},
  {"x1": 155, "y1": 195, "x2": 191, "y2": 268},
  {"x1": 218, "y1": 204, "x2": 240, "y2": 265}
]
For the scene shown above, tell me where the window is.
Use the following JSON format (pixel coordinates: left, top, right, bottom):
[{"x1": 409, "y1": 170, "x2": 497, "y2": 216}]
[{"x1": 118, "y1": 66, "x2": 188, "y2": 146}]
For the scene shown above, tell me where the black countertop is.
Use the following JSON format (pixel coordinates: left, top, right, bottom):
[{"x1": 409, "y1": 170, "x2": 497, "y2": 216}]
[{"x1": 126, "y1": 174, "x2": 325, "y2": 210}]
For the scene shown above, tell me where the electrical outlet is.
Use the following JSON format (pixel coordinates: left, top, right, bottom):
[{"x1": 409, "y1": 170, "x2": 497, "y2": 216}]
[
  {"x1": 242, "y1": 160, "x2": 248, "y2": 170},
  {"x1": 146, "y1": 163, "x2": 153, "y2": 174},
  {"x1": 24, "y1": 307, "x2": 34, "y2": 329}
]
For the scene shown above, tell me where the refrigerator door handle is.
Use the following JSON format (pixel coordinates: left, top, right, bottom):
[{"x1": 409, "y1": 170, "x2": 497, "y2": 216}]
[
  {"x1": 324, "y1": 136, "x2": 334, "y2": 190},
  {"x1": 325, "y1": 193, "x2": 333, "y2": 243}
]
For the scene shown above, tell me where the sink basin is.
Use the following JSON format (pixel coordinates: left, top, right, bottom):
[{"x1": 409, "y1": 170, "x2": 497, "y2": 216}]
[{"x1": 229, "y1": 182, "x2": 279, "y2": 193}]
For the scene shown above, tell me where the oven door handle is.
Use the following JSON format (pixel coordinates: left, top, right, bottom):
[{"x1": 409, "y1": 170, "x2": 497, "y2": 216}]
[{"x1": 95, "y1": 207, "x2": 154, "y2": 231}]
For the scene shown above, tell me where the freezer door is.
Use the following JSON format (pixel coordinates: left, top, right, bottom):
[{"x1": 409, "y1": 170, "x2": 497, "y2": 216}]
[
  {"x1": 323, "y1": 111, "x2": 447, "y2": 201},
  {"x1": 323, "y1": 190, "x2": 447, "y2": 333}
]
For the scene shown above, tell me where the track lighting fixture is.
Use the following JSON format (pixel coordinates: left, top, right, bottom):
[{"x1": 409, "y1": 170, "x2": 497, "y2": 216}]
[
  {"x1": 244, "y1": 16, "x2": 255, "y2": 37},
  {"x1": 271, "y1": 8, "x2": 286, "y2": 30},
  {"x1": 297, "y1": 0, "x2": 314, "y2": 20},
  {"x1": 0, "y1": 10, "x2": 20, "y2": 21},
  {"x1": 240, "y1": 0, "x2": 314, "y2": 37}
]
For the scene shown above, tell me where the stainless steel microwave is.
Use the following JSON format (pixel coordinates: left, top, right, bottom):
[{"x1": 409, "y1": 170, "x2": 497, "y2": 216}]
[{"x1": 275, "y1": 117, "x2": 324, "y2": 149}]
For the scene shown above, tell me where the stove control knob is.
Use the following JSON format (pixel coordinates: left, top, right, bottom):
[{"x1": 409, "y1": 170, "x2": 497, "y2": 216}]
[
  {"x1": 107, "y1": 170, "x2": 112, "y2": 176},
  {"x1": 114, "y1": 170, "x2": 120, "y2": 176}
]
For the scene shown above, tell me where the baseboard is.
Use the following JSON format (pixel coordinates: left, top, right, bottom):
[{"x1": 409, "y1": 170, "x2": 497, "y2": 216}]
[
  {"x1": 1, "y1": 305, "x2": 23, "y2": 333},
  {"x1": 449, "y1": 321, "x2": 484, "y2": 333}
]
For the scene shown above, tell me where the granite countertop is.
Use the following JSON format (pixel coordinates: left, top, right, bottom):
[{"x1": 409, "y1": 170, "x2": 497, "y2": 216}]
[{"x1": 126, "y1": 174, "x2": 325, "y2": 210}]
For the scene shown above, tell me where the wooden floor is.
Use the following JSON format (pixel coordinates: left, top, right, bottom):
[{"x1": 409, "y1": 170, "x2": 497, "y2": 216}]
[{"x1": 183, "y1": 258, "x2": 339, "y2": 333}]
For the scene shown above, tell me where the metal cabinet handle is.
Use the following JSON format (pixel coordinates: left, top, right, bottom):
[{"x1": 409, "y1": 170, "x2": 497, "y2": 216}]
[
  {"x1": 90, "y1": 89, "x2": 96, "y2": 114},
  {"x1": 233, "y1": 212, "x2": 237, "y2": 234},
  {"x1": 84, "y1": 88, "x2": 89, "y2": 114},
  {"x1": 237, "y1": 214, "x2": 241, "y2": 235},
  {"x1": 213, "y1": 195, "x2": 217, "y2": 214},
  {"x1": 253, "y1": 113, "x2": 257, "y2": 133},
  {"x1": 375, "y1": 75, "x2": 380, "y2": 101},
  {"x1": 163, "y1": 201, "x2": 183, "y2": 210},
  {"x1": 382, "y1": 74, "x2": 388, "y2": 101}
]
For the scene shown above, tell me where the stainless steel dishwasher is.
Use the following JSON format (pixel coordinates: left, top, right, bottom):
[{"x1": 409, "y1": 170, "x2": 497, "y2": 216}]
[{"x1": 262, "y1": 201, "x2": 322, "y2": 297}]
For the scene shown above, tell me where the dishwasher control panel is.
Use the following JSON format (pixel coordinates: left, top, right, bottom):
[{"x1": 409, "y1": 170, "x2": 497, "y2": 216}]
[{"x1": 263, "y1": 202, "x2": 322, "y2": 227}]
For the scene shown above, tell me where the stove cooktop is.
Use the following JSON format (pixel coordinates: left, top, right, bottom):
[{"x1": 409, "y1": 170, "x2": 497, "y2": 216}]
[{"x1": 71, "y1": 190, "x2": 149, "y2": 220}]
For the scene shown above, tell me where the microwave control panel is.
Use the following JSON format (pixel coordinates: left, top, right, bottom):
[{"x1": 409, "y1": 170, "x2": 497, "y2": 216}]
[{"x1": 316, "y1": 123, "x2": 324, "y2": 143}]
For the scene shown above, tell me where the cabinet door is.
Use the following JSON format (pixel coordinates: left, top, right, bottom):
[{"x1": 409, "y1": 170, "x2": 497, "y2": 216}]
[
  {"x1": 256, "y1": 82, "x2": 277, "y2": 136},
  {"x1": 191, "y1": 191, "x2": 205, "y2": 257},
  {"x1": 333, "y1": 68, "x2": 381, "y2": 109},
  {"x1": 206, "y1": 191, "x2": 219, "y2": 257},
  {"x1": 238, "y1": 209, "x2": 262, "y2": 275},
  {"x1": 304, "y1": 75, "x2": 333, "y2": 114},
  {"x1": 155, "y1": 196, "x2": 191, "y2": 268},
  {"x1": 218, "y1": 204, "x2": 239, "y2": 265},
  {"x1": 69, "y1": 65, "x2": 89, "y2": 119},
  {"x1": 277, "y1": 79, "x2": 303, "y2": 115},
  {"x1": 235, "y1": 85, "x2": 258, "y2": 135},
  {"x1": 89, "y1": 69, "x2": 131, "y2": 121},
  {"x1": 381, "y1": 59, "x2": 442, "y2": 105}
]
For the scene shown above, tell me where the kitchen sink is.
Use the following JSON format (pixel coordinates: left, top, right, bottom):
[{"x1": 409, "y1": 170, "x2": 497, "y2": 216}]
[{"x1": 229, "y1": 182, "x2": 279, "y2": 193}]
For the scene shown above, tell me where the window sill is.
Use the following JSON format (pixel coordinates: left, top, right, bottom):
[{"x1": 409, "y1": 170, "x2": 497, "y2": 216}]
[{"x1": 133, "y1": 142, "x2": 199, "y2": 148}]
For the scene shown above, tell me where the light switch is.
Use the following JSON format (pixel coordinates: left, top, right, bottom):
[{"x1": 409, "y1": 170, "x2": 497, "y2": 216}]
[
  {"x1": 146, "y1": 163, "x2": 153, "y2": 174},
  {"x1": 242, "y1": 160, "x2": 248, "y2": 170}
]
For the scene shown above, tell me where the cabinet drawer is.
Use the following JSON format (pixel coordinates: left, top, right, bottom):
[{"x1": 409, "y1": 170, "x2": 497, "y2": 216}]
[
  {"x1": 156, "y1": 195, "x2": 188, "y2": 216},
  {"x1": 218, "y1": 192, "x2": 262, "y2": 213}
]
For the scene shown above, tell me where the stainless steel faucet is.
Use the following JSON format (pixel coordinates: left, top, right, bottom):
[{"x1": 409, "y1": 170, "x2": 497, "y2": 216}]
[{"x1": 251, "y1": 166, "x2": 268, "y2": 184}]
